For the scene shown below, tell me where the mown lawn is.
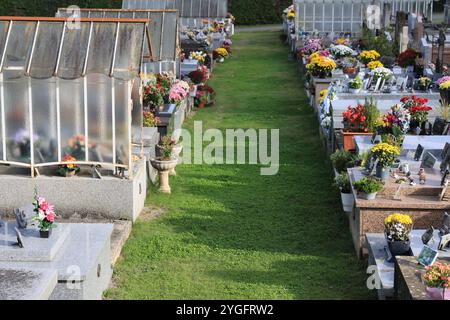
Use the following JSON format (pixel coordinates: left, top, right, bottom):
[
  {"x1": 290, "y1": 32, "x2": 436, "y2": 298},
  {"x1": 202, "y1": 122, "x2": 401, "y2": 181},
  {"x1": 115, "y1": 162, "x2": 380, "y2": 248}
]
[{"x1": 106, "y1": 31, "x2": 372, "y2": 300}]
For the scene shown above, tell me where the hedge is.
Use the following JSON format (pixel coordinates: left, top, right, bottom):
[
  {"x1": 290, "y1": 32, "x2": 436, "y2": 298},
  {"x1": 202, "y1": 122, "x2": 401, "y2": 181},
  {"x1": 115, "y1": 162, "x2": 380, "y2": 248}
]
[{"x1": 229, "y1": 0, "x2": 292, "y2": 25}]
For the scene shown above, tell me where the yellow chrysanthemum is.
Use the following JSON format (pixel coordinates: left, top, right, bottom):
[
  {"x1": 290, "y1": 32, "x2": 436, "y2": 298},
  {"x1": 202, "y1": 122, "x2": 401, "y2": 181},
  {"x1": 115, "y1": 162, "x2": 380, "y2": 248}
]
[
  {"x1": 439, "y1": 80, "x2": 450, "y2": 90},
  {"x1": 319, "y1": 89, "x2": 328, "y2": 102},
  {"x1": 384, "y1": 213, "x2": 413, "y2": 225},
  {"x1": 335, "y1": 38, "x2": 348, "y2": 45},
  {"x1": 366, "y1": 60, "x2": 384, "y2": 70},
  {"x1": 358, "y1": 50, "x2": 381, "y2": 64}
]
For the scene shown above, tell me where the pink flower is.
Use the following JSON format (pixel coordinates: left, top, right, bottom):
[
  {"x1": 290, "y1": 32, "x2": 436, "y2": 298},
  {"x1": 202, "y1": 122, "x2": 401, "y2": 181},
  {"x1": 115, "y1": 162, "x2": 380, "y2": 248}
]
[{"x1": 46, "y1": 212, "x2": 55, "y2": 223}]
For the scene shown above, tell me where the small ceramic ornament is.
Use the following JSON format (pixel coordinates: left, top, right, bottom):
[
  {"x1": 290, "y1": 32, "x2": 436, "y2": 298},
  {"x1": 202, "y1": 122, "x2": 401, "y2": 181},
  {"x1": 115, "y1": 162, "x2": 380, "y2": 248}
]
[{"x1": 419, "y1": 168, "x2": 426, "y2": 185}]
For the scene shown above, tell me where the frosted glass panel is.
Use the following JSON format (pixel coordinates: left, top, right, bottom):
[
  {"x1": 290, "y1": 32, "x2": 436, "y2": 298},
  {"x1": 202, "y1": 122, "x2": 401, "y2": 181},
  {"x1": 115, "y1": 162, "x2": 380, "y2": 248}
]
[
  {"x1": 60, "y1": 78, "x2": 85, "y2": 161},
  {"x1": 0, "y1": 21, "x2": 10, "y2": 56},
  {"x1": 86, "y1": 74, "x2": 113, "y2": 163},
  {"x1": 31, "y1": 79, "x2": 58, "y2": 163},
  {"x1": 86, "y1": 23, "x2": 116, "y2": 76},
  {"x1": 161, "y1": 12, "x2": 177, "y2": 60},
  {"x1": 131, "y1": 77, "x2": 142, "y2": 145},
  {"x1": 114, "y1": 23, "x2": 144, "y2": 80},
  {"x1": 89, "y1": 12, "x2": 103, "y2": 18},
  {"x1": 149, "y1": 12, "x2": 163, "y2": 60},
  {"x1": 4, "y1": 78, "x2": 30, "y2": 163},
  {"x1": 4, "y1": 21, "x2": 36, "y2": 73},
  {"x1": 30, "y1": 22, "x2": 63, "y2": 79},
  {"x1": 114, "y1": 80, "x2": 130, "y2": 166},
  {"x1": 104, "y1": 12, "x2": 119, "y2": 18},
  {"x1": 119, "y1": 12, "x2": 134, "y2": 18},
  {"x1": 58, "y1": 22, "x2": 90, "y2": 79}
]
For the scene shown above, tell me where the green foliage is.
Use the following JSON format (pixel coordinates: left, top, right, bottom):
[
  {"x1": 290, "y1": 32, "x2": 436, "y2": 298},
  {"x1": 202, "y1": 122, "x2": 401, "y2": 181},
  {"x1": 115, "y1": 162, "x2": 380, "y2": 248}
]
[
  {"x1": 353, "y1": 177, "x2": 383, "y2": 194},
  {"x1": 230, "y1": 0, "x2": 292, "y2": 25},
  {"x1": 330, "y1": 149, "x2": 356, "y2": 173},
  {"x1": 334, "y1": 173, "x2": 352, "y2": 194},
  {"x1": 360, "y1": 26, "x2": 398, "y2": 58},
  {"x1": 363, "y1": 98, "x2": 380, "y2": 133}
]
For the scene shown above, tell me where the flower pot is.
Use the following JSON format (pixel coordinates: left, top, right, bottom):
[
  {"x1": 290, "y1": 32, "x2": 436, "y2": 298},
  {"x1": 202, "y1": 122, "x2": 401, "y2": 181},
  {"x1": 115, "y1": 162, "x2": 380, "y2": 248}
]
[
  {"x1": 426, "y1": 287, "x2": 450, "y2": 300},
  {"x1": 65, "y1": 170, "x2": 77, "y2": 178},
  {"x1": 343, "y1": 67, "x2": 356, "y2": 75},
  {"x1": 341, "y1": 130, "x2": 373, "y2": 151},
  {"x1": 360, "y1": 192, "x2": 377, "y2": 200},
  {"x1": 40, "y1": 229, "x2": 52, "y2": 239},
  {"x1": 198, "y1": 101, "x2": 206, "y2": 109},
  {"x1": 376, "y1": 166, "x2": 390, "y2": 181},
  {"x1": 348, "y1": 88, "x2": 361, "y2": 94},
  {"x1": 341, "y1": 192, "x2": 354, "y2": 213},
  {"x1": 387, "y1": 239, "x2": 410, "y2": 256}
]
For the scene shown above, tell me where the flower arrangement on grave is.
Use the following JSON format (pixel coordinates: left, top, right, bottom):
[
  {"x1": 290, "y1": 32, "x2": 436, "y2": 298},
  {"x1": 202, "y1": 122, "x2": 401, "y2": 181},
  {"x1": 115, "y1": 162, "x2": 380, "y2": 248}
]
[
  {"x1": 287, "y1": 10, "x2": 295, "y2": 21},
  {"x1": 398, "y1": 48, "x2": 420, "y2": 68},
  {"x1": 329, "y1": 44, "x2": 355, "y2": 59},
  {"x1": 33, "y1": 191, "x2": 56, "y2": 238},
  {"x1": 214, "y1": 48, "x2": 229, "y2": 61},
  {"x1": 223, "y1": 39, "x2": 232, "y2": 47},
  {"x1": 189, "y1": 51, "x2": 207, "y2": 64},
  {"x1": 66, "y1": 134, "x2": 90, "y2": 160},
  {"x1": 307, "y1": 50, "x2": 330, "y2": 63},
  {"x1": 335, "y1": 38, "x2": 350, "y2": 46},
  {"x1": 358, "y1": 50, "x2": 380, "y2": 65},
  {"x1": 436, "y1": 76, "x2": 450, "y2": 105},
  {"x1": 330, "y1": 149, "x2": 357, "y2": 173},
  {"x1": 366, "y1": 60, "x2": 384, "y2": 70},
  {"x1": 381, "y1": 104, "x2": 411, "y2": 136},
  {"x1": 306, "y1": 55, "x2": 336, "y2": 78},
  {"x1": 423, "y1": 262, "x2": 450, "y2": 300},
  {"x1": 370, "y1": 67, "x2": 393, "y2": 81},
  {"x1": 384, "y1": 213, "x2": 413, "y2": 255},
  {"x1": 300, "y1": 39, "x2": 323, "y2": 57},
  {"x1": 418, "y1": 77, "x2": 432, "y2": 91},
  {"x1": 319, "y1": 89, "x2": 328, "y2": 103},
  {"x1": 56, "y1": 155, "x2": 80, "y2": 177},
  {"x1": 371, "y1": 142, "x2": 401, "y2": 171},
  {"x1": 169, "y1": 80, "x2": 190, "y2": 104},
  {"x1": 400, "y1": 96, "x2": 432, "y2": 130},
  {"x1": 157, "y1": 136, "x2": 177, "y2": 161},
  {"x1": 353, "y1": 177, "x2": 383, "y2": 199},
  {"x1": 334, "y1": 173, "x2": 352, "y2": 194},
  {"x1": 143, "y1": 111, "x2": 161, "y2": 127},
  {"x1": 196, "y1": 84, "x2": 216, "y2": 107},
  {"x1": 189, "y1": 66, "x2": 209, "y2": 85},
  {"x1": 348, "y1": 75, "x2": 363, "y2": 90},
  {"x1": 342, "y1": 104, "x2": 368, "y2": 133},
  {"x1": 143, "y1": 75, "x2": 165, "y2": 110}
]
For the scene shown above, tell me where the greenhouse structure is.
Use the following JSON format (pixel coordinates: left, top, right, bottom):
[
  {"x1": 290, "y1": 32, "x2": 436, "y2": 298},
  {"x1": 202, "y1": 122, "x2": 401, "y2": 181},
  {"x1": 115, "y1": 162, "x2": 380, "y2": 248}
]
[
  {"x1": 122, "y1": 0, "x2": 228, "y2": 28},
  {"x1": 56, "y1": 8, "x2": 180, "y2": 74}
]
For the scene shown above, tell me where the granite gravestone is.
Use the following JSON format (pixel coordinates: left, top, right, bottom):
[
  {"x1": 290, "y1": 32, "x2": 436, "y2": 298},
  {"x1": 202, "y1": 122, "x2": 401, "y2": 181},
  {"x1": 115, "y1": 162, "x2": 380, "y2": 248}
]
[{"x1": 414, "y1": 144, "x2": 424, "y2": 161}]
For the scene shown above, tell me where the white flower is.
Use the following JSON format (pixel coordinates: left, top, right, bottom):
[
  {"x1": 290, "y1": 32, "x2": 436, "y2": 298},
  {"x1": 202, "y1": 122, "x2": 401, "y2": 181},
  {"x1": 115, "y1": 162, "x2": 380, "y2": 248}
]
[
  {"x1": 371, "y1": 67, "x2": 393, "y2": 80},
  {"x1": 329, "y1": 45, "x2": 355, "y2": 58}
]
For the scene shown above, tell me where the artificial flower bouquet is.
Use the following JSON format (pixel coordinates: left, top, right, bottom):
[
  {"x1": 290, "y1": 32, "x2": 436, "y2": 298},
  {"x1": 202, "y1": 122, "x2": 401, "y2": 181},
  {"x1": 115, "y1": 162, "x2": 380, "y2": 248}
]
[
  {"x1": 143, "y1": 111, "x2": 161, "y2": 127},
  {"x1": 306, "y1": 55, "x2": 336, "y2": 78},
  {"x1": 371, "y1": 143, "x2": 401, "y2": 168},
  {"x1": 66, "y1": 134, "x2": 89, "y2": 160},
  {"x1": 142, "y1": 72, "x2": 174, "y2": 109},
  {"x1": 329, "y1": 44, "x2": 355, "y2": 59},
  {"x1": 33, "y1": 192, "x2": 56, "y2": 237},
  {"x1": 56, "y1": 155, "x2": 80, "y2": 177},
  {"x1": 342, "y1": 104, "x2": 368, "y2": 132},
  {"x1": 370, "y1": 67, "x2": 393, "y2": 81},
  {"x1": 358, "y1": 50, "x2": 380, "y2": 65},
  {"x1": 400, "y1": 96, "x2": 432, "y2": 127}
]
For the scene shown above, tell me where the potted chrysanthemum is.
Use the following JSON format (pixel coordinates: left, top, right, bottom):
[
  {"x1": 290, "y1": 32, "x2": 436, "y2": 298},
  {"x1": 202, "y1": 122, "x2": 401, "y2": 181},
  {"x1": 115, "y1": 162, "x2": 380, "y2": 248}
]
[
  {"x1": 370, "y1": 143, "x2": 401, "y2": 180},
  {"x1": 384, "y1": 213, "x2": 413, "y2": 256}
]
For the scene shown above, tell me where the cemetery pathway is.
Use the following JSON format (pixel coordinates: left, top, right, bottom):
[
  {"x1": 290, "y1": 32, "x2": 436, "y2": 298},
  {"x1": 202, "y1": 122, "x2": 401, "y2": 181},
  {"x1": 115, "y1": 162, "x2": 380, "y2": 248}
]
[{"x1": 106, "y1": 31, "x2": 372, "y2": 300}]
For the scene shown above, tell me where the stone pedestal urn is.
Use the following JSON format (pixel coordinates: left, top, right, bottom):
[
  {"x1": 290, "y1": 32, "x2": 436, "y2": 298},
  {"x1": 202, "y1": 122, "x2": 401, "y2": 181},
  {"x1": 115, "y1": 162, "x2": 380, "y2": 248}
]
[
  {"x1": 170, "y1": 144, "x2": 183, "y2": 176},
  {"x1": 150, "y1": 158, "x2": 179, "y2": 194}
]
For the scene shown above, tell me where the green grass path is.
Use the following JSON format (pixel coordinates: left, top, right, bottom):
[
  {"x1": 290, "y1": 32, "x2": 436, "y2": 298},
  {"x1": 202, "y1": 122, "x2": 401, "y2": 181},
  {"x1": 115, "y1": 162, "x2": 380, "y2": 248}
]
[{"x1": 106, "y1": 31, "x2": 371, "y2": 300}]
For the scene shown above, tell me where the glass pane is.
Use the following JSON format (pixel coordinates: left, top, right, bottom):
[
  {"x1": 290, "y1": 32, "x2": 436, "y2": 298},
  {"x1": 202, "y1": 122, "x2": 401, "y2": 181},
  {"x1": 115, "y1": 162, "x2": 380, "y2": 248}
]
[
  {"x1": 218, "y1": 0, "x2": 227, "y2": 17},
  {"x1": 32, "y1": 79, "x2": 58, "y2": 163},
  {"x1": 191, "y1": 0, "x2": 200, "y2": 17},
  {"x1": 89, "y1": 11, "x2": 103, "y2": 18},
  {"x1": 58, "y1": 22, "x2": 90, "y2": 79},
  {"x1": 3, "y1": 21, "x2": 36, "y2": 74},
  {"x1": 104, "y1": 11, "x2": 120, "y2": 18},
  {"x1": 60, "y1": 78, "x2": 86, "y2": 161},
  {"x1": 86, "y1": 74, "x2": 113, "y2": 163},
  {"x1": 161, "y1": 12, "x2": 177, "y2": 60},
  {"x1": 119, "y1": 11, "x2": 134, "y2": 18},
  {"x1": 148, "y1": 12, "x2": 163, "y2": 61},
  {"x1": 0, "y1": 21, "x2": 10, "y2": 57},
  {"x1": 4, "y1": 78, "x2": 30, "y2": 164},
  {"x1": 114, "y1": 23, "x2": 144, "y2": 80},
  {"x1": 134, "y1": 12, "x2": 149, "y2": 19},
  {"x1": 343, "y1": 3, "x2": 352, "y2": 19},
  {"x1": 114, "y1": 79, "x2": 130, "y2": 166},
  {"x1": 86, "y1": 23, "x2": 117, "y2": 76},
  {"x1": 334, "y1": 3, "x2": 343, "y2": 21},
  {"x1": 210, "y1": 0, "x2": 218, "y2": 18},
  {"x1": 131, "y1": 77, "x2": 142, "y2": 144},
  {"x1": 80, "y1": 12, "x2": 90, "y2": 18},
  {"x1": 30, "y1": 22, "x2": 63, "y2": 79},
  {"x1": 324, "y1": 3, "x2": 333, "y2": 19}
]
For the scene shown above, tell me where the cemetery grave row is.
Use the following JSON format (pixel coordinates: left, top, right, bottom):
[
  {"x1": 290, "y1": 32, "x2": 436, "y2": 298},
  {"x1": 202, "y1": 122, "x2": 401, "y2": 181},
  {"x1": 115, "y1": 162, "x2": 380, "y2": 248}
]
[
  {"x1": 283, "y1": 1, "x2": 450, "y2": 300},
  {"x1": 0, "y1": 0, "x2": 234, "y2": 300}
]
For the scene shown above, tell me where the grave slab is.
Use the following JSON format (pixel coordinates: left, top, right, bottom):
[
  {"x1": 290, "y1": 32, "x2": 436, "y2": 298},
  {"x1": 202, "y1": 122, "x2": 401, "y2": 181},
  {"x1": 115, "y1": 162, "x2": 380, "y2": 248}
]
[
  {"x1": 0, "y1": 268, "x2": 57, "y2": 300},
  {"x1": 0, "y1": 223, "x2": 71, "y2": 262}
]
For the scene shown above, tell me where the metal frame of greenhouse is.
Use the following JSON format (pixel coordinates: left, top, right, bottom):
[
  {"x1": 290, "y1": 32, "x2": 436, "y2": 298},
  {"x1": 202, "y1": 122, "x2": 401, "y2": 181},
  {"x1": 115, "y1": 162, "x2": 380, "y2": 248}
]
[
  {"x1": 56, "y1": 8, "x2": 180, "y2": 74},
  {"x1": 0, "y1": 16, "x2": 152, "y2": 178}
]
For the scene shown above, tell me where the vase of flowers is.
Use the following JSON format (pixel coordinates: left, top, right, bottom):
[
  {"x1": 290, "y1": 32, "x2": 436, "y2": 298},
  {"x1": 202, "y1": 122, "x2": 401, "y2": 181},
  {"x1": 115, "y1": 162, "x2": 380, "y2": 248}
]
[
  {"x1": 143, "y1": 111, "x2": 160, "y2": 146},
  {"x1": 417, "y1": 77, "x2": 432, "y2": 91},
  {"x1": 436, "y1": 76, "x2": 450, "y2": 105},
  {"x1": 398, "y1": 48, "x2": 419, "y2": 68},
  {"x1": 400, "y1": 96, "x2": 432, "y2": 134},
  {"x1": 370, "y1": 67, "x2": 393, "y2": 82},
  {"x1": 342, "y1": 57, "x2": 357, "y2": 75},
  {"x1": 329, "y1": 44, "x2": 355, "y2": 59},
  {"x1": 300, "y1": 39, "x2": 323, "y2": 57},
  {"x1": 341, "y1": 104, "x2": 372, "y2": 151},
  {"x1": 306, "y1": 55, "x2": 337, "y2": 78},
  {"x1": 366, "y1": 60, "x2": 384, "y2": 70},
  {"x1": 371, "y1": 143, "x2": 400, "y2": 180},
  {"x1": 348, "y1": 75, "x2": 362, "y2": 93},
  {"x1": 32, "y1": 192, "x2": 56, "y2": 238},
  {"x1": 56, "y1": 155, "x2": 80, "y2": 177},
  {"x1": 423, "y1": 262, "x2": 450, "y2": 300},
  {"x1": 353, "y1": 177, "x2": 383, "y2": 200},
  {"x1": 169, "y1": 80, "x2": 190, "y2": 106},
  {"x1": 384, "y1": 213, "x2": 413, "y2": 256}
]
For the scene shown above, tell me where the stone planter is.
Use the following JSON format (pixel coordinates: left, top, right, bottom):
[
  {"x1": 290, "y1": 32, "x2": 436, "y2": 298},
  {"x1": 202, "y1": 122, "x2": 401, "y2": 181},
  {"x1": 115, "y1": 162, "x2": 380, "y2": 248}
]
[
  {"x1": 426, "y1": 287, "x2": 450, "y2": 300},
  {"x1": 150, "y1": 158, "x2": 178, "y2": 194},
  {"x1": 341, "y1": 192, "x2": 354, "y2": 213},
  {"x1": 387, "y1": 239, "x2": 410, "y2": 256},
  {"x1": 348, "y1": 88, "x2": 361, "y2": 94},
  {"x1": 341, "y1": 130, "x2": 373, "y2": 151}
]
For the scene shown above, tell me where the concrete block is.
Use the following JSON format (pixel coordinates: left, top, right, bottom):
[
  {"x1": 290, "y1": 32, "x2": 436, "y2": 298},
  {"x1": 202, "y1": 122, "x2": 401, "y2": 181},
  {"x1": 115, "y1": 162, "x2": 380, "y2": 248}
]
[{"x1": 0, "y1": 268, "x2": 57, "y2": 300}]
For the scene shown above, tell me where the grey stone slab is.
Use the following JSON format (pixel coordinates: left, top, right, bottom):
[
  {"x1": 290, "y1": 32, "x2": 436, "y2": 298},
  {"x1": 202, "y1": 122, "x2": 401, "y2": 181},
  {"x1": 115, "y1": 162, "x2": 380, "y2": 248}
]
[
  {"x1": 0, "y1": 223, "x2": 71, "y2": 262},
  {"x1": 0, "y1": 268, "x2": 57, "y2": 300},
  {"x1": 0, "y1": 223, "x2": 113, "y2": 300}
]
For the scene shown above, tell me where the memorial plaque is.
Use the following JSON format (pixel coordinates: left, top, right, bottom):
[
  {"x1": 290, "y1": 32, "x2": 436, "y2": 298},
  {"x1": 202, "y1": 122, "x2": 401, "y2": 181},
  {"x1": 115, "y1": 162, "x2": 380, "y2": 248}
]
[
  {"x1": 433, "y1": 118, "x2": 448, "y2": 136},
  {"x1": 417, "y1": 246, "x2": 439, "y2": 266},
  {"x1": 421, "y1": 151, "x2": 438, "y2": 169},
  {"x1": 442, "y1": 142, "x2": 450, "y2": 160},
  {"x1": 414, "y1": 144, "x2": 424, "y2": 161}
]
